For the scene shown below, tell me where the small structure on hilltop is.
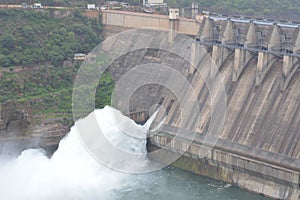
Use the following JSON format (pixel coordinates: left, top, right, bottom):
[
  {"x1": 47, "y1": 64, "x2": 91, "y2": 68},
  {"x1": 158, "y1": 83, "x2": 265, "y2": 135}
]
[
  {"x1": 87, "y1": 4, "x2": 96, "y2": 10},
  {"x1": 191, "y1": 2, "x2": 199, "y2": 19},
  {"x1": 21, "y1": 3, "x2": 28, "y2": 8},
  {"x1": 143, "y1": 0, "x2": 167, "y2": 8},
  {"x1": 169, "y1": 8, "x2": 179, "y2": 20},
  {"x1": 73, "y1": 53, "x2": 87, "y2": 61},
  {"x1": 120, "y1": 2, "x2": 129, "y2": 8},
  {"x1": 105, "y1": 1, "x2": 122, "y2": 10},
  {"x1": 32, "y1": 3, "x2": 43, "y2": 9},
  {"x1": 103, "y1": 1, "x2": 129, "y2": 10}
]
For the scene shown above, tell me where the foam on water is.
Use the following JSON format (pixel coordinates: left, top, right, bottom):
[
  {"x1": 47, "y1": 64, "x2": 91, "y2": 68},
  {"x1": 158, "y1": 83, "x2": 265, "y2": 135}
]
[
  {"x1": 0, "y1": 106, "x2": 270, "y2": 200},
  {"x1": 0, "y1": 106, "x2": 148, "y2": 200}
]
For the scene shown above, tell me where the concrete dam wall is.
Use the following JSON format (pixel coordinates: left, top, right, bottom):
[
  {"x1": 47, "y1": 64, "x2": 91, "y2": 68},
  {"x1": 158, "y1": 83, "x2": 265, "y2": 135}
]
[
  {"x1": 100, "y1": 12, "x2": 300, "y2": 199},
  {"x1": 102, "y1": 10, "x2": 200, "y2": 36}
]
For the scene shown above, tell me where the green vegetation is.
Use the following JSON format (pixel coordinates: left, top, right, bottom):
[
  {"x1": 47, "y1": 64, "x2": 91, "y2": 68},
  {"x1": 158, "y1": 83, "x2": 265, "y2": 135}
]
[
  {"x1": 1, "y1": 0, "x2": 300, "y2": 18},
  {"x1": 0, "y1": 9, "x2": 113, "y2": 127},
  {"x1": 168, "y1": 0, "x2": 300, "y2": 19},
  {"x1": 0, "y1": 0, "x2": 100, "y2": 7},
  {"x1": 0, "y1": 65, "x2": 114, "y2": 125},
  {"x1": 0, "y1": 9, "x2": 101, "y2": 68},
  {"x1": 38, "y1": 0, "x2": 300, "y2": 18},
  {"x1": 95, "y1": 71, "x2": 114, "y2": 109}
]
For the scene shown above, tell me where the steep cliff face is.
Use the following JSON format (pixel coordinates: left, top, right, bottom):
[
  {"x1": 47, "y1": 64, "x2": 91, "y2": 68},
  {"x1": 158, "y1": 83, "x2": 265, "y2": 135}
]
[
  {"x1": 0, "y1": 101, "x2": 30, "y2": 137},
  {"x1": 0, "y1": 99, "x2": 69, "y2": 156}
]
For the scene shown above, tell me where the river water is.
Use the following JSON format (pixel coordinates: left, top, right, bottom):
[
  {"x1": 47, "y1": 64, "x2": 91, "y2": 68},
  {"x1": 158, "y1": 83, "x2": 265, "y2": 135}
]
[{"x1": 0, "y1": 106, "x2": 269, "y2": 200}]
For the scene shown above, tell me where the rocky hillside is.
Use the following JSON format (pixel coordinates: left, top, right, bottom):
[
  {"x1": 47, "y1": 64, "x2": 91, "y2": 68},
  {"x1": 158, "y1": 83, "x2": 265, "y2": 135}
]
[
  {"x1": 0, "y1": 64, "x2": 114, "y2": 155},
  {"x1": 0, "y1": 9, "x2": 113, "y2": 155}
]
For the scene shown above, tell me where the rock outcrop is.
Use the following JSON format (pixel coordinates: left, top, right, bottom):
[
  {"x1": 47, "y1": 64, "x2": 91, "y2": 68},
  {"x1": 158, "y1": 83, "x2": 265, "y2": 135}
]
[{"x1": 0, "y1": 101, "x2": 69, "y2": 156}]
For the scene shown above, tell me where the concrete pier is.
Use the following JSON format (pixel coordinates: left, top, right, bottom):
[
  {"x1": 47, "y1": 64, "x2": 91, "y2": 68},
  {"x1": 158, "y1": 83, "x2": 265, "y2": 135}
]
[
  {"x1": 233, "y1": 48, "x2": 255, "y2": 81},
  {"x1": 211, "y1": 45, "x2": 234, "y2": 78},
  {"x1": 256, "y1": 52, "x2": 278, "y2": 86}
]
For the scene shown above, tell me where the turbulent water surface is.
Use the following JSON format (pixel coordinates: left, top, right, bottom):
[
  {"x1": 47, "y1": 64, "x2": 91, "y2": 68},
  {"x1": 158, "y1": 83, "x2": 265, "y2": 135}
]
[{"x1": 0, "y1": 106, "x2": 269, "y2": 200}]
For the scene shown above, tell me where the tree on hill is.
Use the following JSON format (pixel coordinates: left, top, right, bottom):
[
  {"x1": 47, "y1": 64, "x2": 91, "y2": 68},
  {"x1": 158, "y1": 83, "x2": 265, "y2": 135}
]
[{"x1": 0, "y1": 9, "x2": 102, "y2": 68}]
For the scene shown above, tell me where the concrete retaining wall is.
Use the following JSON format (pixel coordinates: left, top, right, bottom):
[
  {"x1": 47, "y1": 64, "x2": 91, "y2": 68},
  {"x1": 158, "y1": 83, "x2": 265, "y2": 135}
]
[{"x1": 147, "y1": 133, "x2": 300, "y2": 200}]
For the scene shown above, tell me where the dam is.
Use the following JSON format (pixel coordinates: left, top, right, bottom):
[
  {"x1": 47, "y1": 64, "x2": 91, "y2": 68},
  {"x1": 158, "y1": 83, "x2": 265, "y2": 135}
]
[
  {"x1": 0, "y1": 7, "x2": 298, "y2": 199},
  {"x1": 98, "y1": 10, "x2": 300, "y2": 200}
]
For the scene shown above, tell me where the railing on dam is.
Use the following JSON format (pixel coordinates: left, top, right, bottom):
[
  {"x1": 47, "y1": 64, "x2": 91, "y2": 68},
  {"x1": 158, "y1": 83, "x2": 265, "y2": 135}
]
[{"x1": 198, "y1": 39, "x2": 300, "y2": 58}]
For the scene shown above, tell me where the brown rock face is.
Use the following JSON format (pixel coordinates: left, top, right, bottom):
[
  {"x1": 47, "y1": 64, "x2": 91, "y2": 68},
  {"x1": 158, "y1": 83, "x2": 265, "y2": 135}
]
[
  {"x1": 0, "y1": 101, "x2": 30, "y2": 137},
  {"x1": 0, "y1": 101, "x2": 69, "y2": 156}
]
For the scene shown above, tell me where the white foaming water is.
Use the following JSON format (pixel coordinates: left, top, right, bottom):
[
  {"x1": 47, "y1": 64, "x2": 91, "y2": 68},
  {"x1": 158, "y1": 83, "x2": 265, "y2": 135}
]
[{"x1": 0, "y1": 106, "x2": 150, "y2": 200}]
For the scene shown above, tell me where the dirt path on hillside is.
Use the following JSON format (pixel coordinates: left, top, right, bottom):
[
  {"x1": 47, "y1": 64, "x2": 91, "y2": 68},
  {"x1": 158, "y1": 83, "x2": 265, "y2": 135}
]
[{"x1": 0, "y1": 66, "x2": 47, "y2": 77}]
